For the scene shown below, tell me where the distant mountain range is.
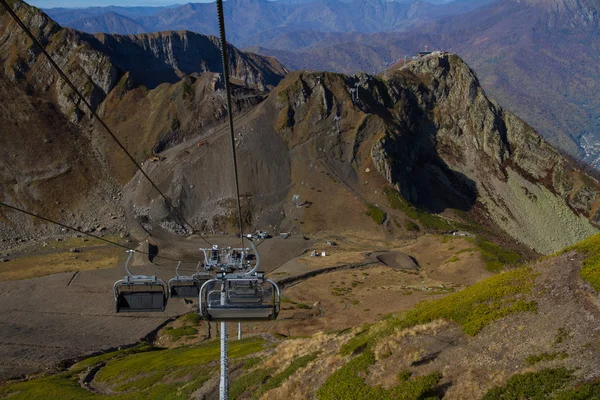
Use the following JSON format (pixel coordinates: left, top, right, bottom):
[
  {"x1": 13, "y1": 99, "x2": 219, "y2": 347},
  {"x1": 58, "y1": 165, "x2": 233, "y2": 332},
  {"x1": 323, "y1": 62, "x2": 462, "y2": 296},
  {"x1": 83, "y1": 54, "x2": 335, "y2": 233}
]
[{"x1": 44, "y1": 0, "x2": 497, "y2": 47}]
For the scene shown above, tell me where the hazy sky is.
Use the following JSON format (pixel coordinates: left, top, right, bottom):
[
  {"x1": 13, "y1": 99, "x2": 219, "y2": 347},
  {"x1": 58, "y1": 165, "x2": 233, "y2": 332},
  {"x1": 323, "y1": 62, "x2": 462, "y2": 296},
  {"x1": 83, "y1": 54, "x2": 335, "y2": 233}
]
[{"x1": 28, "y1": 0, "x2": 210, "y2": 8}]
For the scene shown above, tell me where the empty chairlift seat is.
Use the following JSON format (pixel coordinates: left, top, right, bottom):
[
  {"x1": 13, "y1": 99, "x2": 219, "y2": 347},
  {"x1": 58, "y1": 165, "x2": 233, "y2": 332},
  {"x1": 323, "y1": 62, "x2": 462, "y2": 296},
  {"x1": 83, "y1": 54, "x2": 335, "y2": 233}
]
[
  {"x1": 113, "y1": 250, "x2": 168, "y2": 313},
  {"x1": 168, "y1": 262, "x2": 213, "y2": 299},
  {"x1": 199, "y1": 273, "x2": 280, "y2": 322}
]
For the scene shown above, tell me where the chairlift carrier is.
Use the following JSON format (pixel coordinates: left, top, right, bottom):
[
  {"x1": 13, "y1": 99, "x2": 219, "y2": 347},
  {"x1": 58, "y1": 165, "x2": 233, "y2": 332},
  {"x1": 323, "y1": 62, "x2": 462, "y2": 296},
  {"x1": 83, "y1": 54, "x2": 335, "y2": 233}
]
[
  {"x1": 113, "y1": 250, "x2": 168, "y2": 312},
  {"x1": 199, "y1": 238, "x2": 281, "y2": 321}
]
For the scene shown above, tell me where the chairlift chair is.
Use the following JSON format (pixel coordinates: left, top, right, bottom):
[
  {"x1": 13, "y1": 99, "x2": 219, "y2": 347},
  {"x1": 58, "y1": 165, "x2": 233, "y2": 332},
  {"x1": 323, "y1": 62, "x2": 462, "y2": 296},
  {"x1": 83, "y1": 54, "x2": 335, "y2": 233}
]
[
  {"x1": 198, "y1": 238, "x2": 280, "y2": 321},
  {"x1": 168, "y1": 261, "x2": 205, "y2": 299},
  {"x1": 113, "y1": 250, "x2": 168, "y2": 312},
  {"x1": 193, "y1": 261, "x2": 213, "y2": 285},
  {"x1": 202, "y1": 245, "x2": 221, "y2": 270},
  {"x1": 199, "y1": 273, "x2": 280, "y2": 321}
]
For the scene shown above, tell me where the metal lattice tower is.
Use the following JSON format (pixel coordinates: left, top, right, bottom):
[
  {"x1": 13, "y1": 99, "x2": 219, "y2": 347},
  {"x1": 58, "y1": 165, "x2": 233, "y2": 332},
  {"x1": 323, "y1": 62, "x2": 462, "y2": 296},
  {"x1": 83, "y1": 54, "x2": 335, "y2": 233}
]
[{"x1": 220, "y1": 289, "x2": 229, "y2": 400}]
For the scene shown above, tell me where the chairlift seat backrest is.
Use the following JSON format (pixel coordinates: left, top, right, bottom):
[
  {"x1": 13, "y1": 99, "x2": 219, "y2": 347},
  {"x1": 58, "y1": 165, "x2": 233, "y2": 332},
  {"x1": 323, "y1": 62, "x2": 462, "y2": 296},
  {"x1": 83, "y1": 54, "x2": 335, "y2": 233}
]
[
  {"x1": 199, "y1": 276, "x2": 280, "y2": 322},
  {"x1": 169, "y1": 260, "x2": 213, "y2": 299},
  {"x1": 117, "y1": 290, "x2": 166, "y2": 312},
  {"x1": 115, "y1": 276, "x2": 167, "y2": 312},
  {"x1": 169, "y1": 276, "x2": 201, "y2": 298},
  {"x1": 113, "y1": 251, "x2": 168, "y2": 313},
  {"x1": 170, "y1": 283, "x2": 200, "y2": 298}
]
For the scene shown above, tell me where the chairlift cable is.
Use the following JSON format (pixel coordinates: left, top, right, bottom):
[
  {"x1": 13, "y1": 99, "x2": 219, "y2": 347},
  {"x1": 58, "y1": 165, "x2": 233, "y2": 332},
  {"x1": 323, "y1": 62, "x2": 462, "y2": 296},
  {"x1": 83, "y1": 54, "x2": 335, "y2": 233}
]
[
  {"x1": 216, "y1": 0, "x2": 245, "y2": 250},
  {"x1": 0, "y1": 0, "x2": 212, "y2": 247},
  {"x1": 0, "y1": 200, "x2": 189, "y2": 263}
]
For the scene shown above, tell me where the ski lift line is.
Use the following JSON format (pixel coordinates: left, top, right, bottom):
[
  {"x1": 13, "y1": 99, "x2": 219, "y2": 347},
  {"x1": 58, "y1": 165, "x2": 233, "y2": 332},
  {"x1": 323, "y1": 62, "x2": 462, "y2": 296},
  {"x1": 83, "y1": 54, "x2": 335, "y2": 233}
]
[
  {"x1": 216, "y1": 0, "x2": 245, "y2": 251},
  {"x1": 0, "y1": 0, "x2": 212, "y2": 248},
  {"x1": 0, "y1": 200, "x2": 192, "y2": 264}
]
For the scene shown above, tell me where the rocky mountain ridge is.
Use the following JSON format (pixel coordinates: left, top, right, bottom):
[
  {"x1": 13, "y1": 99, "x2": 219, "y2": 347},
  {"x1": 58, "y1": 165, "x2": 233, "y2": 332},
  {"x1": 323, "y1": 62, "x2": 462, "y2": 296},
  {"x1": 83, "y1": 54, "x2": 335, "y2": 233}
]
[
  {"x1": 128, "y1": 51, "x2": 599, "y2": 255},
  {"x1": 0, "y1": 0, "x2": 286, "y2": 247},
  {"x1": 254, "y1": 0, "x2": 600, "y2": 159}
]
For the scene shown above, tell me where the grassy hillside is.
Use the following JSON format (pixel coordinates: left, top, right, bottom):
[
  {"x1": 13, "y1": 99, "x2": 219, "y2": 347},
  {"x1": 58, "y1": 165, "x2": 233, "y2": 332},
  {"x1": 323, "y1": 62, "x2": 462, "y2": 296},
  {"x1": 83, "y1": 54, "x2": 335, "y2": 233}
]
[{"x1": 3, "y1": 233, "x2": 599, "y2": 399}]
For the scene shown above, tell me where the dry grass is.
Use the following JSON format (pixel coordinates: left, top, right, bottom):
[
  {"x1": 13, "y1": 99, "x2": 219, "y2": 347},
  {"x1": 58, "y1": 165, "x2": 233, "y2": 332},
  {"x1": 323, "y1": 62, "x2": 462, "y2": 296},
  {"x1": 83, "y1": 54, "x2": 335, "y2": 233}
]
[
  {"x1": 373, "y1": 319, "x2": 451, "y2": 361},
  {"x1": 0, "y1": 246, "x2": 120, "y2": 281},
  {"x1": 261, "y1": 333, "x2": 351, "y2": 400},
  {"x1": 263, "y1": 332, "x2": 347, "y2": 373}
]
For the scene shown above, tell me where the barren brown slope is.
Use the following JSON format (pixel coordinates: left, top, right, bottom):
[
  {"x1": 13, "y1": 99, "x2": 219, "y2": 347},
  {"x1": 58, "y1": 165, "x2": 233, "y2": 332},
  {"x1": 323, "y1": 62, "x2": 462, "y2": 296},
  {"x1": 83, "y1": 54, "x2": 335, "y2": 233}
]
[{"x1": 0, "y1": 0, "x2": 286, "y2": 245}]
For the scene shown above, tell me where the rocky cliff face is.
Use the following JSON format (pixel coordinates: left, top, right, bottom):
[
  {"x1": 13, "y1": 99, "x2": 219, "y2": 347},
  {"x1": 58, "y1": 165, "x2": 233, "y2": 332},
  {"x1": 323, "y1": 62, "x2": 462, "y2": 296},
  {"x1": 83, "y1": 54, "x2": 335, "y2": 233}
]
[
  {"x1": 262, "y1": 53, "x2": 599, "y2": 253},
  {"x1": 91, "y1": 31, "x2": 287, "y2": 90},
  {"x1": 394, "y1": 54, "x2": 599, "y2": 253}
]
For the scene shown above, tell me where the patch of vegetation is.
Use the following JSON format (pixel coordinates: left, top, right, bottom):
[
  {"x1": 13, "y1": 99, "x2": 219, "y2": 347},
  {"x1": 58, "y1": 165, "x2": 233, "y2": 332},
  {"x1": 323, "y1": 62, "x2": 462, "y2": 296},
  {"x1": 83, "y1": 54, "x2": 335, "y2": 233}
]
[
  {"x1": 466, "y1": 237, "x2": 523, "y2": 273},
  {"x1": 406, "y1": 221, "x2": 420, "y2": 232},
  {"x1": 365, "y1": 203, "x2": 386, "y2": 225},
  {"x1": 0, "y1": 338, "x2": 267, "y2": 399},
  {"x1": 560, "y1": 232, "x2": 600, "y2": 292},
  {"x1": 281, "y1": 296, "x2": 312, "y2": 310},
  {"x1": 0, "y1": 246, "x2": 121, "y2": 281},
  {"x1": 181, "y1": 312, "x2": 201, "y2": 324},
  {"x1": 555, "y1": 327, "x2": 573, "y2": 345},
  {"x1": 232, "y1": 352, "x2": 319, "y2": 399},
  {"x1": 317, "y1": 350, "x2": 441, "y2": 400},
  {"x1": 331, "y1": 286, "x2": 352, "y2": 297},
  {"x1": 446, "y1": 256, "x2": 460, "y2": 263},
  {"x1": 554, "y1": 377, "x2": 600, "y2": 400},
  {"x1": 455, "y1": 247, "x2": 477, "y2": 255},
  {"x1": 94, "y1": 337, "x2": 266, "y2": 385},
  {"x1": 384, "y1": 188, "x2": 453, "y2": 231},
  {"x1": 483, "y1": 368, "x2": 573, "y2": 400},
  {"x1": 341, "y1": 268, "x2": 537, "y2": 356},
  {"x1": 230, "y1": 367, "x2": 273, "y2": 400},
  {"x1": 70, "y1": 342, "x2": 156, "y2": 374},
  {"x1": 526, "y1": 352, "x2": 568, "y2": 365},
  {"x1": 255, "y1": 352, "x2": 319, "y2": 398},
  {"x1": 243, "y1": 357, "x2": 263, "y2": 370},
  {"x1": 163, "y1": 326, "x2": 198, "y2": 341}
]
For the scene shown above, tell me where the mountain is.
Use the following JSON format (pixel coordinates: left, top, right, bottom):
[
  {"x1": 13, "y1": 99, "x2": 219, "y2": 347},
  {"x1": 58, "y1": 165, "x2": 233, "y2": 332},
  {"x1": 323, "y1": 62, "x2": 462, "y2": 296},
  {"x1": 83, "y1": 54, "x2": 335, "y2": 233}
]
[
  {"x1": 3, "y1": 0, "x2": 600, "y2": 255},
  {"x1": 67, "y1": 12, "x2": 148, "y2": 35},
  {"x1": 44, "y1": 0, "x2": 498, "y2": 47},
  {"x1": 0, "y1": 0, "x2": 286, "y2": 246},
  {"x1": 253, "y1": 0, "x2": 600, "y2": 160},
  {"x1": 126, "y1": 52, "x2": 600, "y2": 256},
  {"x1": 44, "y1": 5, "x2": 168, "y2": 25}
]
